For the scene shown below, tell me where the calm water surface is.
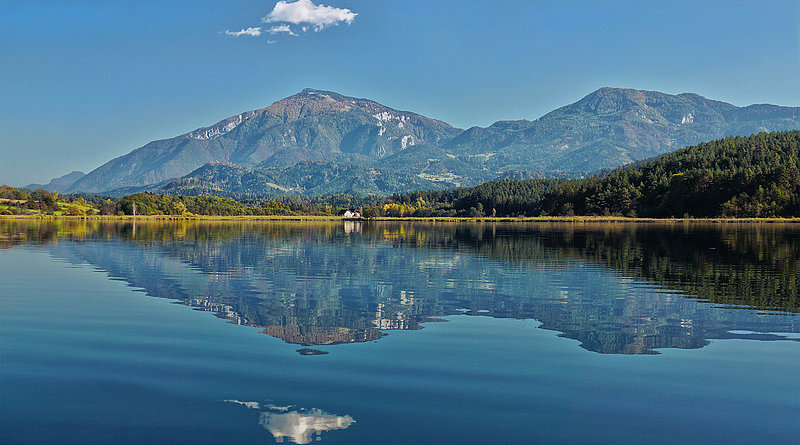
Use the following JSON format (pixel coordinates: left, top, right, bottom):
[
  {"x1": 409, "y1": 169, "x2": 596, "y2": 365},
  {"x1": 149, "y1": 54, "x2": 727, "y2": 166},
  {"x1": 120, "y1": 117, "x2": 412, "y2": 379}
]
[{"x1": 1, "y1": 220, "x2": 798, "y2": 444}]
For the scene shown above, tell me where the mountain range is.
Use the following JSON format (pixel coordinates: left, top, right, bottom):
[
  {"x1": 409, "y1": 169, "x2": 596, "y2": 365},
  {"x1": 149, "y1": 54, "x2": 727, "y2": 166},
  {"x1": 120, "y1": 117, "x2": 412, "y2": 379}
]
[{"x1": 36, "y1": 87, "x2": 800, "y2": 196}]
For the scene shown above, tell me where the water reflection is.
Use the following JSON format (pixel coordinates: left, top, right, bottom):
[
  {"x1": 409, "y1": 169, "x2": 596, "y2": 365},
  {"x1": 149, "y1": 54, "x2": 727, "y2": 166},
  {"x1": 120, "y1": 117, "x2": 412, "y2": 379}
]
[
  {"x1": 297, "y1": 348, "x2": 329, "y2": 355},
  {"x1": 2, "y1": 220, "x2": 798, "y2": 354},
  {"x1": 225, "y1": 400, "x2": 354, "y2": 444},
  {"x1": 343, "y1": 221, "x2": 362, "y2": 234}
]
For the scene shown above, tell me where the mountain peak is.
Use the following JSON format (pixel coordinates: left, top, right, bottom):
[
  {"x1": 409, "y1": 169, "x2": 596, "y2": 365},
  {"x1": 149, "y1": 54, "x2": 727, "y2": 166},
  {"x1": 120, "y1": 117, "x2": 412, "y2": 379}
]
[
  {"x1": 558, "y1": 87, "x2": 737, "y2": 118},
  {"x1": 300, "y1": 87, "x2": 333, "y2": 95},
  {"x1": 294, "y1": 88, "x2": 350, "y2": 102},
  {"x1": 585, "y1": 86, "x2": 662, "y2": 100},
  {"x1": 584, "y1": 87, "x2": 732, "y2": 108}
]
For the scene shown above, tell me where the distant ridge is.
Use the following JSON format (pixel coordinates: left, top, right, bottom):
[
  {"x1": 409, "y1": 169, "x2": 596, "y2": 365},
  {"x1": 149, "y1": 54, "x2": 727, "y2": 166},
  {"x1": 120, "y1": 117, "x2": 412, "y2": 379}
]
[
  {"x1": 65, "y1": 87, "x2": 800, "y2": 195},
  {"x1": 24, "y1": 170, "x2": 86, "y2": 192}
]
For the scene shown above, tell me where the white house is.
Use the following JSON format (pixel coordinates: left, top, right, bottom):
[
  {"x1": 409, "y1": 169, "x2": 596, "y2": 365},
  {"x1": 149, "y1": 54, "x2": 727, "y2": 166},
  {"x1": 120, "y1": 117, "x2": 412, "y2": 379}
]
[{"x1": 341, "y1": 209, "x2": 361, "y2": 218}]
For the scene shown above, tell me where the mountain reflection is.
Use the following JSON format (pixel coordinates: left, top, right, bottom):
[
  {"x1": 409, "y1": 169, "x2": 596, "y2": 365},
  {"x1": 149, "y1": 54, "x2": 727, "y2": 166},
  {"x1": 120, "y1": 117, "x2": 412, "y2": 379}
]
[
  {"x1": 3, "y1": 220, "x2": 798, "y2": 354},
  {"x1": 225, "y1": 400, "x2": 354, "y2": 444}
]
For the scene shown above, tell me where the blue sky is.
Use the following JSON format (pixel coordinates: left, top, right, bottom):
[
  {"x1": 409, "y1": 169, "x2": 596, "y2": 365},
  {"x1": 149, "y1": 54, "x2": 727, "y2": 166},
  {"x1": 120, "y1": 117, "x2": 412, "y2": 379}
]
[{"x1": 1, "y1": 0, "x2": 798, "y2": 185}]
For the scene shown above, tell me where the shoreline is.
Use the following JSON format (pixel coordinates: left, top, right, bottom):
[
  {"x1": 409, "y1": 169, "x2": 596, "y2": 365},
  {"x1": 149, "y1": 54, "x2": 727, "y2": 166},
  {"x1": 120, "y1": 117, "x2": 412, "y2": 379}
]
[{"x1": 2, "y1": 215, "x2": 799, "y2": 223}]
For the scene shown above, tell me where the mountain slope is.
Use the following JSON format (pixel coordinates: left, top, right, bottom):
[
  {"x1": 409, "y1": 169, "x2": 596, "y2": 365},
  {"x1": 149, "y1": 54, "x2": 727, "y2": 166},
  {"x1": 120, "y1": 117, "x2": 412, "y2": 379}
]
[
  {"x1": 68, "y1": 89, "x2": 459, "y2": 193},
  {"x1": 446, "y1": 88, "x2": 800, "y2": 172},
  {"x1": 24, "y1": 171, "x2": 86, "y2": 192}
]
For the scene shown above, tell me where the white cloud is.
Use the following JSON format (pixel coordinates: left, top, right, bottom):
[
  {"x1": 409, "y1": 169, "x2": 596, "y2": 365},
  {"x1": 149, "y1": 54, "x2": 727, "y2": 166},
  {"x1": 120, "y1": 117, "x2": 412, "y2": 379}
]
[
  {"x1": 223, "y1": 0, "x2": 354, "y2": 42},
  {"x1": 264, "y1": 0, "x2": 357, "y2": 31},
  {"x1": 224, "y1": 400, "x2": 262, "y2": 409},
  {"x1": 224, "y1": 27, "x2": 263, "y2": 37},
  {"x1": 268, "y1": 24, "x2": 298, "y2": 36},
  {"x1": 266, "y1": 40, "x2": 277, "y2": 45}
]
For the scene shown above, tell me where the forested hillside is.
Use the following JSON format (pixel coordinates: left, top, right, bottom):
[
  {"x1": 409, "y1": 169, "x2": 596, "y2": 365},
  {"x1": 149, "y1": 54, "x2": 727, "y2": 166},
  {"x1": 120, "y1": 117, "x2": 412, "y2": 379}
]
[
  {"x1": 386, "y1": 131, "x2": 800, "y2": 218},
  {"x1": 158, "y1": 161, "x2": 445, "y2": 198},
  {"x1": 541, "y1": 130, "x2": 799, "y2": 217}
]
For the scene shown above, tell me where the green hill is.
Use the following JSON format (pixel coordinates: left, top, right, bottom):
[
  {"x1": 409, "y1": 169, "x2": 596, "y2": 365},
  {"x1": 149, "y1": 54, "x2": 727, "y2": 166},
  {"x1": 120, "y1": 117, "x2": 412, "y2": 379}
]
[{"x1": 543, "y1": 130, "x2": 800, "y2": 217}]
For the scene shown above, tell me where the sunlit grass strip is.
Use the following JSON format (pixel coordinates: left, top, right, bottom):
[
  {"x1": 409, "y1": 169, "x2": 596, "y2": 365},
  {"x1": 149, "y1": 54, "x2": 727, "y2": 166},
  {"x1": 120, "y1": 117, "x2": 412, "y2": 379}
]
[{"x1": 2, "y1": 214, "x2": 799, "y2": 223}]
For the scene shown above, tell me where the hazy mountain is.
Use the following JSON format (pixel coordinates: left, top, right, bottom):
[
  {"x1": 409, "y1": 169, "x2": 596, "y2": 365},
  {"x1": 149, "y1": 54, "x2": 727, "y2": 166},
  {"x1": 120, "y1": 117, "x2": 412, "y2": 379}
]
[
  {"x1": 446, "y1": 87, "x2": 800, "y2": 172},
  {"x1": 24, "y1": 171, "x2": 86, "y2": 192},
  {"x1": 66, "y1": 87, "x2": 800, "y2": 195}
]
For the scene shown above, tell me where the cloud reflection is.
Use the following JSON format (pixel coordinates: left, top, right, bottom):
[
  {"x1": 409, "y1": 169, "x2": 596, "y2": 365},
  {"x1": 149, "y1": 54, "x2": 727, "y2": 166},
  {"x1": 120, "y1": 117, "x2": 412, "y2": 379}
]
[{"x1": 226, "y1": 400, "x2": 355, "y2": 444}]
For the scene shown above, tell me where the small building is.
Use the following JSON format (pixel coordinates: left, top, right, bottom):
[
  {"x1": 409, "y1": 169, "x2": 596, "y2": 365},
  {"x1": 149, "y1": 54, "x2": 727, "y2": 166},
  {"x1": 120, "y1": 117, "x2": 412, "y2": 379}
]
[{"x1": 339, "y1": 209, "x2": 361, "y2": 218}]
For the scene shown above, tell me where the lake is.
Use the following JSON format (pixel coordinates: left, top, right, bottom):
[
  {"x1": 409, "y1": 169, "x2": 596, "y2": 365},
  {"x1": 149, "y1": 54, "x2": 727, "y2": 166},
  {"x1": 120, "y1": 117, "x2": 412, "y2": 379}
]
[{"x1": 1, "y1": 220, "x2": 798, "y2": 444}]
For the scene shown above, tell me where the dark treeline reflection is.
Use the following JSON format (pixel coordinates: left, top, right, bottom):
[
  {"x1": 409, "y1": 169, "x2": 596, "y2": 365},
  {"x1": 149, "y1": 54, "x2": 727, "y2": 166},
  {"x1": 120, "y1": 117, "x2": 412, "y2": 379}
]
[{"x1": 3, "y1": 220, "x2": 798, "y2": 354}]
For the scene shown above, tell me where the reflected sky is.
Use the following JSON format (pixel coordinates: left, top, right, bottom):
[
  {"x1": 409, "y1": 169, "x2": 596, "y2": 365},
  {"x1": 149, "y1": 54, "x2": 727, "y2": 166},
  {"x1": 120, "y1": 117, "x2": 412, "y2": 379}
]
[{"x1": 2, "y1": 220, "x2": 798, "y2": 354}]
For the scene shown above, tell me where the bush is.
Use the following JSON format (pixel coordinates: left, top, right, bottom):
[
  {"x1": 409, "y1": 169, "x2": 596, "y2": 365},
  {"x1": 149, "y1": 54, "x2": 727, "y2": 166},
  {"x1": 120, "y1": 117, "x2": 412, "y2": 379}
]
[{"x1": 63, "y1": 207, "x2": 85, "y2": 216}]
